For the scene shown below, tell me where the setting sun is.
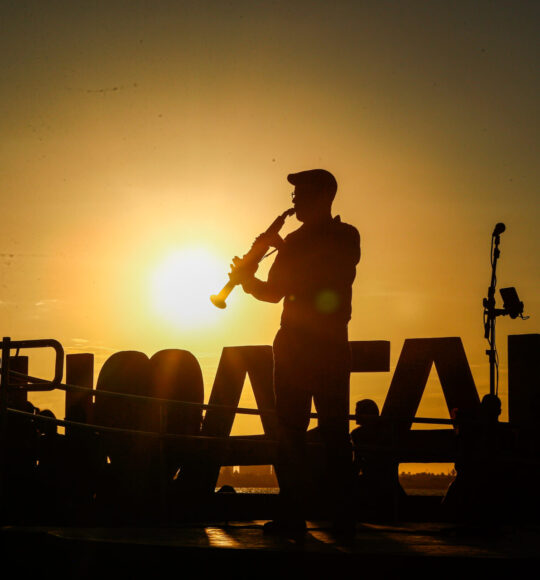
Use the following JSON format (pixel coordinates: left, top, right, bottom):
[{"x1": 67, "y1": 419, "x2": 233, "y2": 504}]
[{"x1": 150, "y1": 247, "x2": 226, "y2": 329}]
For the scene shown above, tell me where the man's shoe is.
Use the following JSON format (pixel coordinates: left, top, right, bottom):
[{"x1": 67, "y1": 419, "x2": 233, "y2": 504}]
[{"x1": 263, "y1": 519, "x2": 307, "y2": 536}]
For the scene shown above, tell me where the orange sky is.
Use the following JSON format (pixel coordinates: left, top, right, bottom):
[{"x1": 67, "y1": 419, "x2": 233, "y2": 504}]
[{"x1": 1, "y1": 2, "x2": 539, "y2": 471}]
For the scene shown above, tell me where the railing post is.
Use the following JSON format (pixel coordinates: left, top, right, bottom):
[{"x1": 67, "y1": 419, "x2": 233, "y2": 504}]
[
  {"x1": 159, "y1": 402, "x2": 167, "y2": 522},
  {"x1": 0, "y1": 337, "x2": 11, "y2": 504},
  {"x1": 65, "y1": 353, "x2": 94, "y2": 433},
  {"x1": 8, "y1": 356, "x2": 28, "y2": 409},
  {"x1": 0, "y1": 336, "x2": 10, "y2": 415},
  {"x1": 391, "y1": 420, "x2": 399, "y2": 521}
]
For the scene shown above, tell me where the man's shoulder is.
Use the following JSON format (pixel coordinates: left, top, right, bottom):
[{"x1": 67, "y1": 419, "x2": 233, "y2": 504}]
[
  {"x1": 284, "y1": 217, "x2": 359, "y2": 240},
  {"x1": 282, "y1": 219, "x2": 360, "y2": 260},
  {"x1": 329, "y1": 218, "x2": 361, "y2": 253},
  {"x1": 333, "y1": 217, "x2": 360, "y2": 239}
]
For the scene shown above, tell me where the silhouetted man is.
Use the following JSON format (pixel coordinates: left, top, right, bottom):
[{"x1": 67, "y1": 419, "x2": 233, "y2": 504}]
[{"x1": 230, "y1": 169, "x2": 360, "y2": 534}]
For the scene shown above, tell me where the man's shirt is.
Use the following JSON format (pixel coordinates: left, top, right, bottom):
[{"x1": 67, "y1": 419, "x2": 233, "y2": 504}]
[{"x1": 246, "y1": 216, "x2": 360, "y2": 340}]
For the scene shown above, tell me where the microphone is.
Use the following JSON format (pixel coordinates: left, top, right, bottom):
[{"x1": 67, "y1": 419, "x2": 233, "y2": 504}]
[{"x1": 492, "y1": 222, "x2": 506, "y2": 236}]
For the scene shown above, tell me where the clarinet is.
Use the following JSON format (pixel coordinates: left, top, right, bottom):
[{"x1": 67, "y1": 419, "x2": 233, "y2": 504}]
[{"x1": 210, "y1": 208, "x2": 295, "y2": 309}]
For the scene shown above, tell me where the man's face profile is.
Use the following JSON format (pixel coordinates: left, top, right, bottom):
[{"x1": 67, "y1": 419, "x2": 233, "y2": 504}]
[{"x1": 292, "y1": 184, "x2": 331, "y2": 223}]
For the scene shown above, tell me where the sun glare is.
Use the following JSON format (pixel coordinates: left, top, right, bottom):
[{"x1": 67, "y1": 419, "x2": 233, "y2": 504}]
[{"x1": 150, "y1": 247, "x2": 226, "y2": 329}]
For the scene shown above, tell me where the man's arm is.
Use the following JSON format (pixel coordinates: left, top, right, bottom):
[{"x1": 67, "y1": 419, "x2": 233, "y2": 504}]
[
  {"x1": 228, "y1": 235, "x2": 288, "y2": 304},
  {"x1": 241, "y1": 275, "x2": 284, "y2": 303},
  {"x1": 241, "y1": 246, "x2": 287, "y2": 303}
]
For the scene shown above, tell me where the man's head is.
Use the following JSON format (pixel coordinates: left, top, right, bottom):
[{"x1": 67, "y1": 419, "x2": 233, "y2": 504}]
[
  {"x1": 481, "y1": 394, "x2": 501, "y2": 422},
  {"x1": 355, "y1": 398, "x2": 380, "y2": 426},
  {"x1": 288, "y1": 169, "x2": 337, "y2": 223}
]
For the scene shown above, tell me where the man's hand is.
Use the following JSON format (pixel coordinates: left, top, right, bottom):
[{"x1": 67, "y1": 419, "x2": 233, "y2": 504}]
[
  {"x1": 254, "y1": 231, "x2": 284, "y2": 250},
  {"x1": 228, "y1": 256, "x2": 258, "y2": 286}
]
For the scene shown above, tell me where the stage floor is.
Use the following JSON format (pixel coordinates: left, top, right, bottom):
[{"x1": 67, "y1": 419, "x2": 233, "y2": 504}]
[{"x1": 3, "y1": 520, "x2": 540, "y2": 576}]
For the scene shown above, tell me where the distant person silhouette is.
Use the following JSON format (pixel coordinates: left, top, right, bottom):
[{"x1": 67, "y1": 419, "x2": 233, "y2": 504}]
[
  {"x1": 35, "y1": 409, "x2": 67, "y2": 520},
  {"x1": 230, "y1": 169, "x2": 360, "y2": 534},
  {"x1": 444, "y1": 394, "x2": 516, "y2": 524},
  {"x1": 351, "y1": 399, "x2": 405, "y2": 518},
  {"x1": 4, "y1": 401, "x2": 39, "y2": 521},
  {"x1": 474, "y1": 394, "x2": 516, "y2": 522}
]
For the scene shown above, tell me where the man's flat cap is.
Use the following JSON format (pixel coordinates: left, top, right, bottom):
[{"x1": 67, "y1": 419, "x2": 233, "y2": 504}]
[{"x1": 287, "y1": 169, "x2": 337, "y2": 195}]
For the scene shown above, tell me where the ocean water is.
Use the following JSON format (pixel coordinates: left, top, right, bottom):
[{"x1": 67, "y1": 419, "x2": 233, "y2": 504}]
[
  {"x1": 404, "y1": 489, "x2": 445, "y2": 497},
  {"x1": 226, "y1": 487, "x2": 445, "y2": 497},
  {"x1": 219, "y1": 487, "x2": 280, "y2": 494}
]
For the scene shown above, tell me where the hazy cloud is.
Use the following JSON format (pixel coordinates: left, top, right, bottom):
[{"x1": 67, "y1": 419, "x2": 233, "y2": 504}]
[
  {"x1": 65, "y1": 343, "x2": 116, "y2": 354},
  {"x1": 34, "y1": 299, "x2": 60, "y2": 307}
]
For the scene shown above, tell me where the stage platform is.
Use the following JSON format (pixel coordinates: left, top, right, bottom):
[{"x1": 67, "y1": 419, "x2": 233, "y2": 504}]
[{"x1": 3, "y1": 520, "x2": 540, "y2": 577}]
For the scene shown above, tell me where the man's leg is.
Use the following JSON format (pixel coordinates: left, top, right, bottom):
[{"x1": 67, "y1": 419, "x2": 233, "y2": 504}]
[
  {"x1": 273, "y1": 380, "x2": 312, "y2": 525},
  {"x1": 314, "y1": 373, "x2": 355, "y2": 531},
  {"x1": 269, "y1": 329, "x2": 313, "y2": 529}
]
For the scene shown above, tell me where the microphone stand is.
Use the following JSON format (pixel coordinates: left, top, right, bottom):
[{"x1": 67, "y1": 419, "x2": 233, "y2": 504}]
[{"x1": 483, "y1": 232, "x2": 506, "y2": 396}]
